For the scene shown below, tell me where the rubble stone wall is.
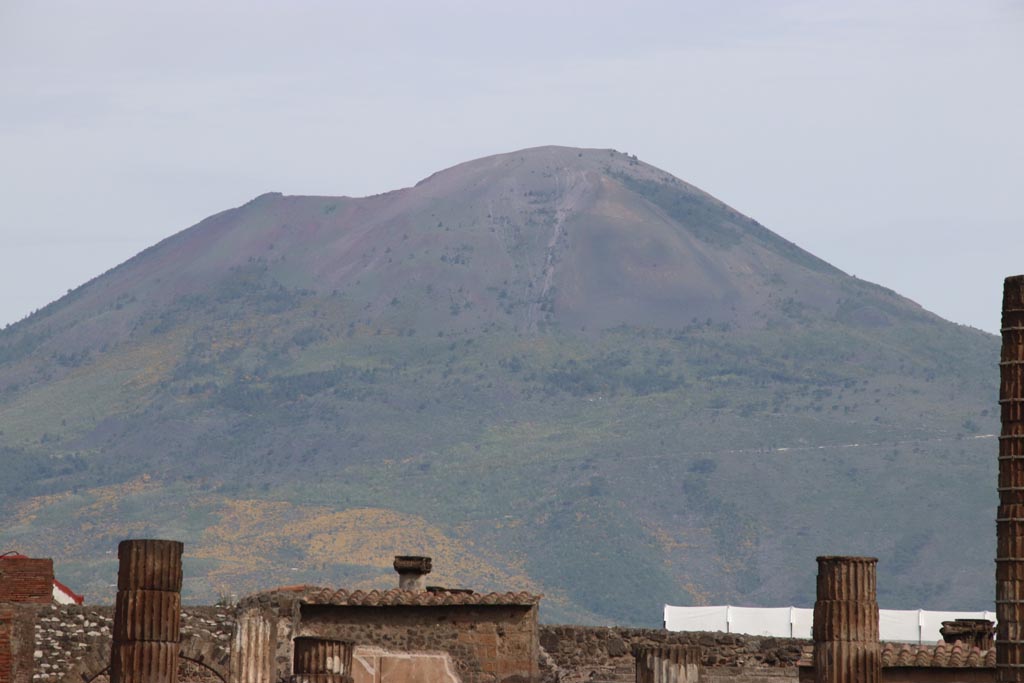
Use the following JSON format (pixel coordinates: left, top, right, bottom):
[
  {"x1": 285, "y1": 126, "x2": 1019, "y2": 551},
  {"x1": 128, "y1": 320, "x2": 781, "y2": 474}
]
[
  {"x1": 538, "y1": 625, "x2": 805, "y2": 683},
  {"x1": 17, "y1": 606, "x2": 818, "y2": 683},
  {"x1": 26, "y1": 604, "x2": 232, "y2": 683}
]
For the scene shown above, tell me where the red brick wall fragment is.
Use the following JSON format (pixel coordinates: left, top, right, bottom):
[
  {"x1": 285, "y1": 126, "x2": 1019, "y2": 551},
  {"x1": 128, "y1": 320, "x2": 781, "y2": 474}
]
[{"x1": 0, "y1": 558, "x2": 54, "y2": 604}]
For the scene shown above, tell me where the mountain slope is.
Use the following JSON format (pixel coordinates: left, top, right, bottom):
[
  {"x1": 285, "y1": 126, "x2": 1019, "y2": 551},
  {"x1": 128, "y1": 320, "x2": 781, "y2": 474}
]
[{"x1": 0, "y1": 146, "x2": 999, "y2": 624}]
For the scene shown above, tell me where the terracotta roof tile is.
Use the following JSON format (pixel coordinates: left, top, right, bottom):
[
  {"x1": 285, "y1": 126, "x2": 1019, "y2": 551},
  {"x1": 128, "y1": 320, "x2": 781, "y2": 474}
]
[
  {"x1": 241, "y1": 585, "x2": 540, "y2": 608},
  {"x1": 802, "y1": 642, "x2": 994, "y2": 669},
  {"x1": 879, "y1": 641, "x2": 993, "y2": 668}
]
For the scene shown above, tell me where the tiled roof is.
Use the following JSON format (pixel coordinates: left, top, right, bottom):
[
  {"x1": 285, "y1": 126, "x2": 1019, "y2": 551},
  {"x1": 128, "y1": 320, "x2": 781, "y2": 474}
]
[
  {"x1": 241, "y1": 585, "x2": 541, "y2": 608},
  {"x1": 52, "y1": 578, "x2": 84, "y2": 605},
  {"x1": 880, "y1": 641, "x2": 995, "y2": 668},
  {"x1": 798, "y1": 641, "x2": 995, "y2": 668}
]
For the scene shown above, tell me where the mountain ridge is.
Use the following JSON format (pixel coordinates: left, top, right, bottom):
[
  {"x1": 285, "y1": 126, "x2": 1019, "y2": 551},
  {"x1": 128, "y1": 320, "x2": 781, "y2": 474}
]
[{"x1": 0, "y1": 146, "x2": 999, "y2": 625}]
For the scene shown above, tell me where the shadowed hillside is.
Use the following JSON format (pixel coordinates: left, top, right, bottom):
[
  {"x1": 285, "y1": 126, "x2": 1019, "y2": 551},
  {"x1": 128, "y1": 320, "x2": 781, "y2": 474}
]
[{"x1": 0, "y1": 147, "x2": 999, "y2": 625}]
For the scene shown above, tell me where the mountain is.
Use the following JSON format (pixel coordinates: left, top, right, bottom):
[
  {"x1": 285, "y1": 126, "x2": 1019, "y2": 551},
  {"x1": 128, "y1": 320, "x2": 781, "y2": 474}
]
[{"x1": 0, "y1": 146, "x2": 999, "y2": 625}]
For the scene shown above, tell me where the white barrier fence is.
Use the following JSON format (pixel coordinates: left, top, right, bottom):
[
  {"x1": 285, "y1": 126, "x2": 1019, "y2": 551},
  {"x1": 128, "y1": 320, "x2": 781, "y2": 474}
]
[{"x1": 664, "y1": 605, "x2": 997, "y2": 644}]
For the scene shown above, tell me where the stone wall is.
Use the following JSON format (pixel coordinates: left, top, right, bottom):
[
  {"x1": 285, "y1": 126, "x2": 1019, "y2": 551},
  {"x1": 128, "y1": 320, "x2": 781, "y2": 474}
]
[
  {"x1": 16, "y1": 605, "x2": 816, "y2": 683},
  {"x1": 538, "y1": 625, "x2": 805, "y2": 683},
  {"x1": 26, "y1": 604, "x2": 233, "y2": 682},
  {"x1": 297, "y1": 604, "x2": 538, "y2": 683}
]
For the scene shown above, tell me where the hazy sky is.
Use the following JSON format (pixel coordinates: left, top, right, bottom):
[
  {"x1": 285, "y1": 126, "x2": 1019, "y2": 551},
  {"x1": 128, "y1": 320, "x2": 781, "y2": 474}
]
[{"x1": 2, "y1": 1, "x2": 1021, "y2": 332}]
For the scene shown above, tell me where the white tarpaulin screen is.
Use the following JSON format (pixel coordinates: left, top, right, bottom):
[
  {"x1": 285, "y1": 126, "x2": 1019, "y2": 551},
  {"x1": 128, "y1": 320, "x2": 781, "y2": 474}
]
[
  {"x1": 792, "y1": 608, "x2": 814, "y2": 639},
  {"x1": 663, "y1": 605, "x2": 727, "y2": 633},
  {"x1": 663, "y1": 605, "x2": 813, "y2": 638},
  {"x1": 729, "y1": 607, "x2": 798, "y2": 637},
  {"x1": 664, "y1": 605, "x2": 997, "y2": 643},
  {"x1": 878, "y1": 609, "x2": 922, "y2": 643}
]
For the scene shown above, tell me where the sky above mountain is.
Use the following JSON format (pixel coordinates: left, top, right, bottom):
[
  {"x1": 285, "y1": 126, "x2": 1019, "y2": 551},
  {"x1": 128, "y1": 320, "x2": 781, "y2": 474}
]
[{"x1": 1, "y1": 0, "x2": 1021, "y2": 332}]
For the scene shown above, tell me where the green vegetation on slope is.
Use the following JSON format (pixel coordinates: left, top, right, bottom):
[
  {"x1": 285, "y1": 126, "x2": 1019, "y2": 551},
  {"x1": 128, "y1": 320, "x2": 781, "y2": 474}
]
[{"x1": 0, "y1": 286, "x2": 999, "y2": 622}]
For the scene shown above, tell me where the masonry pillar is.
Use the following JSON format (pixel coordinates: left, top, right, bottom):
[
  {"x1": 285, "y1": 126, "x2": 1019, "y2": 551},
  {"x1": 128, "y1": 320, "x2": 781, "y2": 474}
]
[
  {"x1": 292, "y1": 638, "x2": 354, "y2": 683},
  {"x1": 998, "y1": 274, "x2": 1024, "y2": 682},
  {"x1": 0, "y1": 554, "x2": 55, "y2": 683},
  {"x1": 0, "y1": 606, "x2": 12, "y2": 683},
  {"x1": 633, "y1": 645, "x2": 702, "y2": 683},
  {"x1": 110, "y1": 539, "x2": 182, "y2": 683},
  {"x1": 813, "y1": 556, "x2": 880, "y2": 683}
]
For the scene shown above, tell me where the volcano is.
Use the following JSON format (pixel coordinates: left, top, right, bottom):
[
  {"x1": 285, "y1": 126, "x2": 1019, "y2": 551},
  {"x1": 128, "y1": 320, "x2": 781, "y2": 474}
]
[{"x1": 0, "y1": 147, "x2": 998, "y2": 624}]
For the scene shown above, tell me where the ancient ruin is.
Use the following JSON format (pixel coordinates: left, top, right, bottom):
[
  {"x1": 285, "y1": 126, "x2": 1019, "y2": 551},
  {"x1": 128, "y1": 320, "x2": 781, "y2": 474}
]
[
  {"x1": 3, "y1": 275, "x2": 1024, "y2": 683},
  {"x1": 633, "y1": 644, "x2": 702, "y2": 683},
  {"x1": 813, "y1": 556, "x2": 880, "y2": 683},
  {"x1": 110, "y1": 540, "x2": 183, "y2": 683},
  {"x1": 940, "y1": 620, "x2": 996, "y2": 650},
  {"x1": 230, "y1": 570, "x2": 540, "y2": 683},
  {"x1": 999, "y1": 274, "x2": 1024, "y2": 682}
]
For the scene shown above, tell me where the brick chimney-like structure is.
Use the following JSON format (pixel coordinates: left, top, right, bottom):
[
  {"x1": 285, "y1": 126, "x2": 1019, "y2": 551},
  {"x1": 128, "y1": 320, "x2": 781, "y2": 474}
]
[
  {"x1": 813, "y1": 556, "x2": 880, "y2": 683},
  {"x1": 998, "y1": 274, "x2": 1024, "y2": 682},
  {"x1": 110, "y1": 540, "x2": 183, "y2": 683},
  {"x1": 0, "y1": 554, "x2": 54, "y2": 604},
  {"x1": 393, "y1": 556, "x2": 432, "y2": 591},
  {"x1": 0, "y1": 553, "x2": 55, "y2": 683}
]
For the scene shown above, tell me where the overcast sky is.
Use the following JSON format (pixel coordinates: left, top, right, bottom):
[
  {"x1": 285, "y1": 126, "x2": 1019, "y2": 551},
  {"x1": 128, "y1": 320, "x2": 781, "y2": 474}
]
[{"x1": 2, "y1": 1, "x2": 1021, "y2": 332}]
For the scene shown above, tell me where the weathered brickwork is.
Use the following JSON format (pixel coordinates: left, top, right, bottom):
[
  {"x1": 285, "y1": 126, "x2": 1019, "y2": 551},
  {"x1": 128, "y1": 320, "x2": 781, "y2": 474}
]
[
  {"x1": 0, "y1": 605, "x2": 40, "y2": 683},
  {"x1": 998, "y1": 274, "x2": 1024, "y2": 682},
  {"x1": 0, "y1": 559, "x2": 53, "y2": 605},
  {"x1": 1, "y1": 607, "x2": 12, "y2": 683},
  {"x1": 813, "y1": 556, "x2": 880, "y2": 683}
]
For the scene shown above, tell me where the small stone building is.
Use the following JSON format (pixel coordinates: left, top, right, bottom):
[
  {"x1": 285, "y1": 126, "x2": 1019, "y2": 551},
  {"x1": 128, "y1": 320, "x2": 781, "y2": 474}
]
[
  {"x1": 231, "y1": 557, "x2": 540, "y2": 683},
  {"x1": 231, "y1": 586, "x2": 540, "y2": 683}
]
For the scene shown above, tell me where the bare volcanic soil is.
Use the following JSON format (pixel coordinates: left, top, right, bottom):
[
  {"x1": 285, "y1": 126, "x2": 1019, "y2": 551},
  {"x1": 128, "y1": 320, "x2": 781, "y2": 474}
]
[{"x1": 0, "y1": 146, "x2": 999, "y2": 625}]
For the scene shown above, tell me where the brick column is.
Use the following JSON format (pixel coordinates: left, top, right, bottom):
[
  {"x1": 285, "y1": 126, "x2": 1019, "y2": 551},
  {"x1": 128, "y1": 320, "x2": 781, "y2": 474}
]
[
  {"x1": 813, "y1": 556, "x2": 880, "y2": 683},
  {"x1": 633, "y1": 645, "x2": 701, "y2": 683},
  {"x1": 0, "y1": 607, "x2": 12, "y2": 683},
  {"x1": 110, "y1": 540, "x2": 183, "y2": 683},
  {"x1": 292, "y1": 638, "x2": 354, "y2": 683},
  {"x1": 999, "y1": 274, "x2": 1024, "y2": 682},
  {"x1": 0, "y1": 605, "x2": 41, "y2": 683},
  {"x1": 0, "y1": 554, "x2": 55, "y2": 683},
  {"x1": 229, "y1": 608, "x2": 276, "y2": 683}
]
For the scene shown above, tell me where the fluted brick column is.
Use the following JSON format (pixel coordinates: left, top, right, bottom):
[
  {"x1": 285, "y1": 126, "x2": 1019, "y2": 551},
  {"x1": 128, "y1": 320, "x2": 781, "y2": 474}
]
[
  {"x1": 110, "y1": 539, "x2": 183, "y2": 683},
  {"x1": 813, "y1": 556, "x2": 880, "y2": 683},
  {"x1": 230, "y1": 608, "x2": 275, "y2": 683},
  {"x1": 633, "y1": 645, "x2": 701, "y2": 683},
  {"x1": 999, "y1": 275, "x2": 1024, "y2": 682}
]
